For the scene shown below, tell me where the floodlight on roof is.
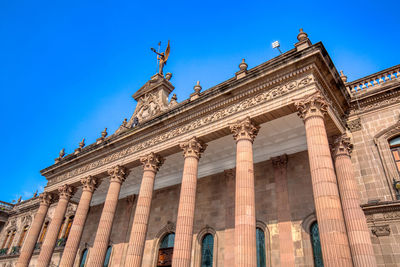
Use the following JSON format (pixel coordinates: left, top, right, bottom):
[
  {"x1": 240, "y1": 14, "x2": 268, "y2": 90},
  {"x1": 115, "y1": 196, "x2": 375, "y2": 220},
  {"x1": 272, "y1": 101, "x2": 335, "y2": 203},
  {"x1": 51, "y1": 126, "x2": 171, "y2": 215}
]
[{"x1": 272, "y1": 41, "x2": 283, "y2": 54}]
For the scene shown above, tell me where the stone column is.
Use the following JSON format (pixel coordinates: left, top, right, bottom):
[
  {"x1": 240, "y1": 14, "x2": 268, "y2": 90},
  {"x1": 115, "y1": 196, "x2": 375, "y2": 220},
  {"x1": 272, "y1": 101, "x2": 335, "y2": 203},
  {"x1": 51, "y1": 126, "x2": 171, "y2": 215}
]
[
  {"x1": 125, "y1": 152, "x2": 164, "y2": 267},
  {"x1": 332, "y1": 135, "x2": 377, "y2": 267},
  {"x1": 172, "y1": 137, "x2": 207, "y2": 267},
  {"x1": 59, "y1": 176, "x2": 98, "y2": 267},
  {"x1": 86, "y1": 165, "x2": 129, "y2": 267},
  {"x1": 36, "y1": 185, "x2": 75, "y2": 267},
  {"x1": 16, "y1": 193, "x2": 53, "y2": 267},
  {"x1": 272, "y1": 155, "x2": 295, "y2": 267},
  {"x1": 229, "y1": 117, "x2": 259, "y2": 267},
  {"x1": 295, "y1": 92, "x2": 352, "y2": 267}
]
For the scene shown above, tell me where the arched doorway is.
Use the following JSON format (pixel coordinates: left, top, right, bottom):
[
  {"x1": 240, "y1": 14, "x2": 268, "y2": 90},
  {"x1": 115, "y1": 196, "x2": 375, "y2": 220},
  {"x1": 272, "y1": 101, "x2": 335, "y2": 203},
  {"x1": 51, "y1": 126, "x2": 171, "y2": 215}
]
[{"x1": 157, "y1": 233, "x2": 175, "y2": 267}]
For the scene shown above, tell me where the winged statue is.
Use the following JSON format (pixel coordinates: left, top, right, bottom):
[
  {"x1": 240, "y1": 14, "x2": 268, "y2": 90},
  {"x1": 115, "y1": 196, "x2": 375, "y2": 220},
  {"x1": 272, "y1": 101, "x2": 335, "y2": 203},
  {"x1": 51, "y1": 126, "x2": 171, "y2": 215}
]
[{"x1": 151, "y1": 40, "x2": 170, "y2": 76}]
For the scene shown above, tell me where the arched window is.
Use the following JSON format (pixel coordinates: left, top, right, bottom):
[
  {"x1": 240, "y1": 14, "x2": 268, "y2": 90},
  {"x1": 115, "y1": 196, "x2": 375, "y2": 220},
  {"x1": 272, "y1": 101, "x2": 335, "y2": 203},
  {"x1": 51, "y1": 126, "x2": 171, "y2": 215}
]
[
  {"x1": 310, "y1": 222, "x2": 323, "y2": 267},
  {"x1": 6, "y1": 230, "x2": 16, "y2": 249},
  {"x1": 64, "y1": 216, "x2": 74, "y2": 239},
  {"x1": 58, "y1": 218, "x2": 66, "y2": 239},
  {"x1": 39, "y1": 221, "x2": 49, "y2": 243},
  {"x1": 79, "y1": 248, "x2": 88, "y2": 267},
  {"x1": 201, "y1": 234, "x2": 214, "y2": 267},
  {"x1": 2, "y1": 231, "x2": 10, "y2": 249},
  {"x1": 157, "y1": 233, "x2": 175, "y2": 267},
  {"x1": 256, "y1": 228, "x2": 266, "y2": 267},
  {"x1": 18, "y1": 225, "x2": 29, "y2": 247},
  {"x1": 389, "y1": 136, "x2": 400, "y2": 174},
  {"x1": 104, "y1": 246, "x2": 112, "y2": 267}
]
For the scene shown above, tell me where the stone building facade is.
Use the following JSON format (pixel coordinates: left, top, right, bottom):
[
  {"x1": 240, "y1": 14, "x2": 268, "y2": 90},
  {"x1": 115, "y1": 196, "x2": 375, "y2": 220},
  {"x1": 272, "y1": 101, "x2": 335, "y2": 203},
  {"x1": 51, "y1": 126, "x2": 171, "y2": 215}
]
[{"x1": 0, "y1": 30, "x2": 399, "y2": 267}]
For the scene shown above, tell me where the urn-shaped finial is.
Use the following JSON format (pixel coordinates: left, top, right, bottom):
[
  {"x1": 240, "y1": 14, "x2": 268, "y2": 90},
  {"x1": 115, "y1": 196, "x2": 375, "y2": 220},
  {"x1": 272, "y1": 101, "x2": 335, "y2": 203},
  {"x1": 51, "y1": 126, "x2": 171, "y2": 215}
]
[
  {"x1": 194, "y1": 81, "x2": 202, "y2": 94},
  {"x1": 165, "y1": 72, "x2": 172, "y2": 81},
  {"x1": 239, "y1": 59, "x2": 248, "y2": 71},
  {"x1": 59, "y1": 148, "x2": 65, "y2": 158},
  {"x1": 79, "y1": 138, "x2": 85, "y2": 148},
  {"x1": 297, "y1": 28, "x2": 308, "y2": 42},
  {"x1": 340, "y1": 70, "x2": 348, "y2": 83},
  {"x1": 101, "y1": 128, "x2": 108, "y2": 138}
]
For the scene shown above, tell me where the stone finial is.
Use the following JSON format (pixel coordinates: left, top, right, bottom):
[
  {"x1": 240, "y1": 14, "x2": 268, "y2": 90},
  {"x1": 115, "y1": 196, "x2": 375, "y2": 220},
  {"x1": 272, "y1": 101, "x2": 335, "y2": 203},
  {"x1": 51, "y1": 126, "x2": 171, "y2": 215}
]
[
  {"x1": 165, "y1": 72, "x2": 172, "y2": 81},
  {"x1": 297, "y1": 28, "x2": 308, "y2": 42},
  {"x1": 229, "y1": 117, "x2": 260, "y2": 143},
  {"x1": 239, "y1": 59, "x2": 248, "y2": 71},
  {"x1": 140, "y1": 152, "x2": 165, "y2": 172},
  {"x1": 81, "y1": 176, "x2": 98, "y2": 193},
  {"x1": 39, "y1": 192, "x2": 53, "y2": 206},
  {"x1": 108, "y1": 165, "x2": 129, "y2": 184},
  {"x1": 55, "y1": 148, "x2": 66, "y2": 163},
  {"x1": 190, "y1": 81, "x2": 202, "y2": 101},
  {"x1": 101, "y1": 128, "x2": 108, "y2": 138},
  {"x1": 74, "y1": 138, "x2": 86, "y2": 154},
  {"x1": 58, "y1": 184, "x2": 76, "y2": 200},
  {"x1": 294, "y1": 92, "x2": 328, "y2": 121},
  {"x1": 295, "y1": 28, "x2": 311, "y2": 51},
  {"x1": 122, "y1": 118, "x2": 128, "y2": 127},
  {"x1": 180, "y1": 137, "x2": 207, "y2": 159},
  {"x1": 17, "y1": 196, "x2": 22, "y2": 203},
  {"x1": 332, "y1": 134, "x2": 353, "y2": 159},
  {"x1": 340, "y1": 70, "x2": 348, "y2": 83},
  {"x1": 194, "y1": 81, "x2": 202, "y2": 94},
  {"x1": 33, "y1": 190, "x2": 38, "y2": 197}
]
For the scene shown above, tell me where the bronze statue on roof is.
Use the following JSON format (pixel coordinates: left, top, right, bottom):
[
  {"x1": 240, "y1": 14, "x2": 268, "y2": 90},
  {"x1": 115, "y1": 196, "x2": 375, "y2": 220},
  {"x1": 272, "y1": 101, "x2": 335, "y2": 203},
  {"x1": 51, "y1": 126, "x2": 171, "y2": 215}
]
[{"x1": 151, "y1": 40, "x2": 170, "y2": 76}]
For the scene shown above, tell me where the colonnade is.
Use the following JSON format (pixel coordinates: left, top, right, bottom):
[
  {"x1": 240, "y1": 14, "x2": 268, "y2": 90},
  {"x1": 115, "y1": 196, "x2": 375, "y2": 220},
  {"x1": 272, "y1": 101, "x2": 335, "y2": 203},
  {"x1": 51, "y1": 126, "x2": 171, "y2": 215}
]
[{"x1": 15, "y1": 91, "x2": 376, "y2": 267}]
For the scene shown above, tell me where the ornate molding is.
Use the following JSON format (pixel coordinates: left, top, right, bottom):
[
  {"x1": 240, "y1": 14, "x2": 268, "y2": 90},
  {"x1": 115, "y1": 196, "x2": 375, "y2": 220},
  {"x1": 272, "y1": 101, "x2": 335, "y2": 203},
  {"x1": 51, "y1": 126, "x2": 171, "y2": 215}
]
[
  {"x1": 350, "y1": 89, "x2": 400, "y2": 115},
  {"x1": 140, "y1": 152, "x2": 165, "y2": 172},
  {"x1": 179, "y1": 137, "x2": 207, "y2": 159},
  {"x1": 294, "y1": 91, "x2": 328, "y2": 121},
  {"x1": 332, "y1": 134, "x2": 353, "y2": 159},
  {"x1": 58, "y1": 184, "x2": 75, "y2": 200},
  {"x1": 39, "y1": 192, "x2": 53, "y2": 206},
  {"x1": 371, "y1": 225, "x2": 391, "y2": 237},
  {"x1": 347, "y1": 117, "x2": 362, "y2": 132},
  {"x1": 271, "y1": 154, "x2": 288, "y2": 168},
  {"x1": 107, "y1": 165, "x2": 129, "y2": 184},
  {"x1": 48, "y1": 74, "x2": 315, "y2": 186},
  {"x1": 229, "y1": 117, "x2": 259, "y2": 143},
  {"x1": 375, "y1": 115, "x2": 400, "y2": 140},
  {"x1": 81, "y1": 176, "x2": 98, "y2": 193}
]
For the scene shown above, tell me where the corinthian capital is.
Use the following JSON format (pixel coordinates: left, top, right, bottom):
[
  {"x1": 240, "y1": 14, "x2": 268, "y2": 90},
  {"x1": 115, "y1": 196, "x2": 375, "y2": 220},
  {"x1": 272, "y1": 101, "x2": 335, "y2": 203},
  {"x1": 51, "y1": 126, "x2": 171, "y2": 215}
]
[
  {"x1": 39, "y1": 192, "x2": 53, "y2": 206},
  {"x1": 272, "y1": 154, "x2": 288, "y2": 168},
  {"x1": 180, "y1": 137, "x2": 207, "y2": 159},
  {"x1": 229, "y1": 117, "x2": 260, "y2": 143},
  {"x1": 294, "y1": 92, "x2": 328, "y2": 121},
  {"x1": 81, "y1": 176, "x2": 99, "y2": 193},
  {"x1": 58, "y1": 184, "x2": 76, "y2": 200},
  {"x1": 108, "y1": 165, "x2": 129, "y2": 184},
  {"x1": 332, "y1": 134, "x2": 353, "y2": 159},
  {"x1": 140, "y1": 152, "x2": 165, "y2": 172}
]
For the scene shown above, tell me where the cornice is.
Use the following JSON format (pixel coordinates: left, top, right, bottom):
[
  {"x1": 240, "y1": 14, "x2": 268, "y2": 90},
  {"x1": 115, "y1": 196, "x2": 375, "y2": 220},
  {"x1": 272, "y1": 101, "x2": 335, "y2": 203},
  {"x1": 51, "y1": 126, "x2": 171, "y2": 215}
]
[{"x1": 362, "y1": 200, "x2": 400, "y2": 215}]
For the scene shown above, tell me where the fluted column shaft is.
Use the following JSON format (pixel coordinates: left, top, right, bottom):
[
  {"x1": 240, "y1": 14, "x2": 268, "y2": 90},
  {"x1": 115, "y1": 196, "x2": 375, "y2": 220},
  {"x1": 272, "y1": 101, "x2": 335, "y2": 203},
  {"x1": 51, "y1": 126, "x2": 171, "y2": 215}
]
[
  {"x1": 172, "y1": 137, "x2": 206, "y2": 267},
  {"x1": 295, "y1": 92, "x2": 352, "y2": 267},
  {"x1": 87, "y1": 165, "x2": 128, "y2": 267},
  {"x1": 59, "y1": 176, "x2": 98, "y2": 267},
  {"x1": 333, "y1": 136, "x2": 377, "y2": 267},
  {"x1": 16, "y1": 193, "x2": 53, "y2": 267},
  {"x1": 230, "y1": 117, "x2": 259, "y2": 267},
  {"x1": 37, "y1": 185, "x2": 75, "y2": 267},
  {"x1": 125, "y1": 153, "x2": 164, "y2": 267}
]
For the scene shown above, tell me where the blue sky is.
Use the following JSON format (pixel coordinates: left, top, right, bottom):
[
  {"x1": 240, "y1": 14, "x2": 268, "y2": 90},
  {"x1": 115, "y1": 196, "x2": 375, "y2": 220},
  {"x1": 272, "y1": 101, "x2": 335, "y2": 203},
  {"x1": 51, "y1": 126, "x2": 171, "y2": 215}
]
[{"x1": 0, "y1": 0, "x2": 399, "y2": 203}]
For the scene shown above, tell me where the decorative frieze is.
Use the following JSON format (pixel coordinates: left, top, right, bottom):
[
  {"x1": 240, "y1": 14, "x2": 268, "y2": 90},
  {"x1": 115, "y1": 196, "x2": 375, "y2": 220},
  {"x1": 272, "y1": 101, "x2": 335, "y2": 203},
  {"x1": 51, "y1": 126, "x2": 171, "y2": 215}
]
[
  {"x1": 294, "y1": 91, "x2": 328, "y2": 121},
  {"x1": 140, "y1": 152, "x2": 165, "y2": 172},
  {"x1": 108, "y1": 165, "x2": 129, "y2": 184},
  {"x1": 180, "y1": 137, "x2": 207, "y2": 159},
  {"x1": 48, "y1": 74, "x2": 315, "y2": 186}
]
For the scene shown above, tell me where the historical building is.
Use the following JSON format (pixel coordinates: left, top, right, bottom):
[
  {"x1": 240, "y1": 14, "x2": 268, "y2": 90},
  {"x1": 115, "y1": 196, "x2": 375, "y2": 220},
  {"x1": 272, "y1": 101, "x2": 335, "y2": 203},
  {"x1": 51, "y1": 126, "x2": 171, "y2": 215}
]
[{"x1": 0, "y1": 29, "x2": 400, "y2": 267}]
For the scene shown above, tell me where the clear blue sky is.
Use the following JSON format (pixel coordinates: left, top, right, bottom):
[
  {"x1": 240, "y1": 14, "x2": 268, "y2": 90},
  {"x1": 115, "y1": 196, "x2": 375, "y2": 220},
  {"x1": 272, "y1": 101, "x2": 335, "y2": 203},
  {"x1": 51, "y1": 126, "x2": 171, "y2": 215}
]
[{"x1": 0, "y1": 0, "x2": 399, "y2": 203}]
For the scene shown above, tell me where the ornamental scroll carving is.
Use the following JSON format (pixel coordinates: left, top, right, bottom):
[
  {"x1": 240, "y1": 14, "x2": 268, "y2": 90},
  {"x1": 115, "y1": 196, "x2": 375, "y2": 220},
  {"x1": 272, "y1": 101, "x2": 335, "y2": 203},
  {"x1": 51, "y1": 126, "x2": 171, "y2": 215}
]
[
  {"x1": 108, "y1": 165, "x2": 129, "y2": 184},
  {"x1": 58, "y1": 184, "x2": 75, "y2": 200},
  {"x1": 332, "y1": 134, "x2": 353, "y2": 159},
  {"x1": 48, "y1": 74, "x2": 315, "y2": 186},
  {"x1": 371, "y1": 225, "x2": 391, "y2": 237},
  {"x1": 294, "y1": 91, "x2": 328, "y2": 121},
  {"x1": 81, "y1": 176, "x2": 98, "y2": 193},
  {"x1": 39, "y1": 192, "x2": 53, "y2": 206}
]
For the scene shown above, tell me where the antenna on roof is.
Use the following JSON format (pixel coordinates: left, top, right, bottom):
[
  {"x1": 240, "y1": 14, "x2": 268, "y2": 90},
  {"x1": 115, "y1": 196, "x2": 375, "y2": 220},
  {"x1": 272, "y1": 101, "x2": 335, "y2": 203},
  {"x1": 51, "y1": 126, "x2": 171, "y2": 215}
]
[{"x1": 272, "y1": 41, "x2": 283, "y2": 54}]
